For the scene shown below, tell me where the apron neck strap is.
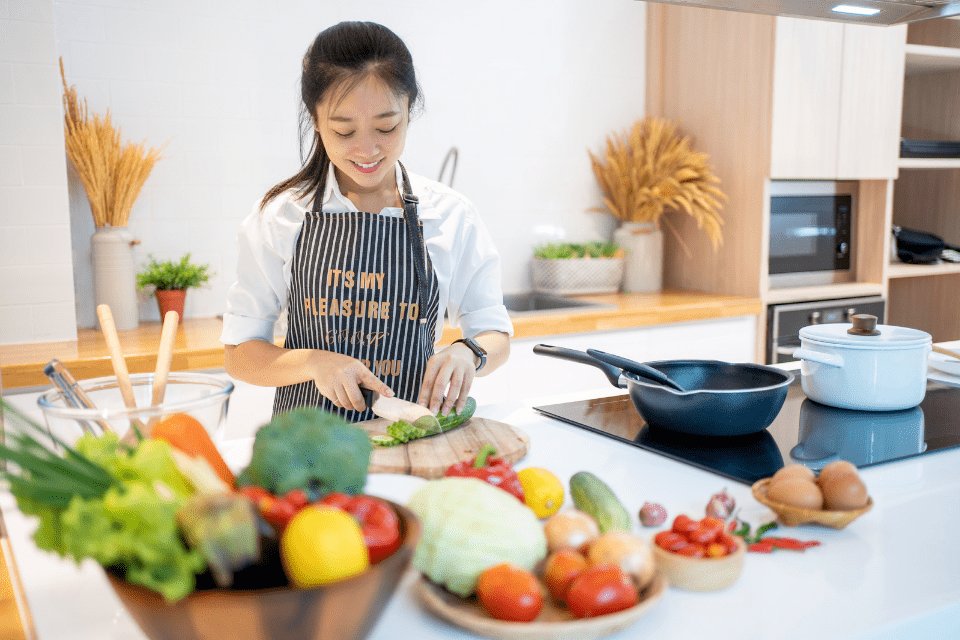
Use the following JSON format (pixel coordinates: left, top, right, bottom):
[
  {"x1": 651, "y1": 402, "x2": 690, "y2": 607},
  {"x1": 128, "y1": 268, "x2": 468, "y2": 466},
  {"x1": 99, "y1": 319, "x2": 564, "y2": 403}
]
[{"x1": 398, "y1": 163, "x2": 431, "y2": 325}]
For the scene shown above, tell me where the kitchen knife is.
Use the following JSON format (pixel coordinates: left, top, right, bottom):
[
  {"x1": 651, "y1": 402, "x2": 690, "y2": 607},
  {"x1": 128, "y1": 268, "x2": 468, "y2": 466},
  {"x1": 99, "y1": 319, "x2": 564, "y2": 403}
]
[{"x1": 361, "y1": 388, "x2": 441, "y2": 435}]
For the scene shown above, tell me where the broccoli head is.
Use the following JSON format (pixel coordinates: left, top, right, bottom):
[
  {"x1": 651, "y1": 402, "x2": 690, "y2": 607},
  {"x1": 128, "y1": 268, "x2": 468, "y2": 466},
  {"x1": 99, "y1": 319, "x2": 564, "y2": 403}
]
[{"x1": 237, "y1": 408, "x2": 371, "y2": 499}]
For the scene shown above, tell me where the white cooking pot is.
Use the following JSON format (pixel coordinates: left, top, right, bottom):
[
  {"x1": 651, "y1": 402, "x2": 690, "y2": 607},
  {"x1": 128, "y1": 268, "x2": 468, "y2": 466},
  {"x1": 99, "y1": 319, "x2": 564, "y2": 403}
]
[{"x1": 792, "y1": 314, "x2": 931, "y2": 411}]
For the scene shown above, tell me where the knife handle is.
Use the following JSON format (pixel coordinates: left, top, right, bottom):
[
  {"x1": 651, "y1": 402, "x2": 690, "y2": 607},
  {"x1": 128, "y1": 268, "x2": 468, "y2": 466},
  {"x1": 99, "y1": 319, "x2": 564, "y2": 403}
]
[{"x1": 360, "y1": 387, "x2": 375, "y2": 410}]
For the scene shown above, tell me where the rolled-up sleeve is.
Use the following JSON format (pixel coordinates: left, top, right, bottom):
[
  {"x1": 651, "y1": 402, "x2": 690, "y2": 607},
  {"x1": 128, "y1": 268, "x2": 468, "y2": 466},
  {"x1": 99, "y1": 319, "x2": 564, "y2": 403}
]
[
  {"x1": 220, "y1": 196, "x2": 306, "y2": 345},
  {"x1": 446, "y1": 201, "x2": 514, "y2": 339}
]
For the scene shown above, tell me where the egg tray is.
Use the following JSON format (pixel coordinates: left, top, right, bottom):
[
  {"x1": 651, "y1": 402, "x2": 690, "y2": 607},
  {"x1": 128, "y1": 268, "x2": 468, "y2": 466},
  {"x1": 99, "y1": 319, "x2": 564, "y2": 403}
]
[{"x1": 751, "y1": 479, "x2": 873, "y2": 529}]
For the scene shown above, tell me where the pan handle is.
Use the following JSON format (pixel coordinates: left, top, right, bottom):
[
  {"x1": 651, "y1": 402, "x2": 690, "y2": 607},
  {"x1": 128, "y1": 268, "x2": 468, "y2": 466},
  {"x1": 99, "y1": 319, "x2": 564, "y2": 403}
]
[{"x1": 532, "y1": 344, "x2": 625, "y2": 388}]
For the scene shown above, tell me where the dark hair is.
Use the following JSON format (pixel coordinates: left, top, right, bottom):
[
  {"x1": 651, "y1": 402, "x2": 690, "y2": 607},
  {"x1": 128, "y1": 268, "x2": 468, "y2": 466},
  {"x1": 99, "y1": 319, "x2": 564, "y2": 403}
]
[{"x1": 260, "y1": 22, "x2": 423, "y2": 209}]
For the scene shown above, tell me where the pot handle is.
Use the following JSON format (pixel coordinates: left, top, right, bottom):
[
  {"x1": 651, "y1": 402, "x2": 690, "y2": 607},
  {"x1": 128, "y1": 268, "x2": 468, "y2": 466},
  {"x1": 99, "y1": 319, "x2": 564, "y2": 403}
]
[
  {"x1": 792, "y1": 348, "x2": 844, "y2": 368},
  {"x1": 533, "y1": 344, "x2": 626, "y2": 389}
]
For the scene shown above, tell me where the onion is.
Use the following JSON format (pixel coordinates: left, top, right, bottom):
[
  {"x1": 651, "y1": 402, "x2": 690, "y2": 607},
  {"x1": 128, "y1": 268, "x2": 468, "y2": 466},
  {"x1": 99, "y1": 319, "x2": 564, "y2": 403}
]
[
  {"x1": 586, "y1": 531, "x2": 656, "y2": 590},
  {"x1": 544, "y1": 510, "x2": 600, "y2": 554}
]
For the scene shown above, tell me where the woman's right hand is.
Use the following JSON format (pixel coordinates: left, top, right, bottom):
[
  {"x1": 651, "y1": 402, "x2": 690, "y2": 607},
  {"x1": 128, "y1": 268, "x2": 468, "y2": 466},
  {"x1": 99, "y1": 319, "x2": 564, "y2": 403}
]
[{"x1": 311, "y1": 351, "x2": 394, "y2": 412}]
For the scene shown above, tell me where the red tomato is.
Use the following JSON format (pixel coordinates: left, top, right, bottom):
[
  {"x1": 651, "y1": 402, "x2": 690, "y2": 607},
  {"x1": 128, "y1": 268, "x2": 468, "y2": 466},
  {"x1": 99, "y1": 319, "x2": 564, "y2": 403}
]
[
  {"x1": 717, "y1": 533, "x2": 740, "y2": 555},
  {"x1": 543, "y1": 548, "x2": 588, "y2": 604},
  {"x1": 699, "y1": 517, "x2": 725, "y2": 537},
  {"x1": 476, "y1": 564, "x2": 544, "y2": 622},
  {"x1": 687, "y1": 525, "x2": 719, "y2": 545},
  {"x1": 676, "y1": 543, "x2": 706, "y2": 558},
  {"x1": 671, "y1": 515, "x2": 698, "y2": 534},
  {"x1": 654, "y1": 531, "x2": 689, "y2": 552},
  {"x1": 566, "y1": 564, "x2": 638, "y2": 618},
  {"x1": 705, "y1": 542, "x2": 727, "y2": 558}
]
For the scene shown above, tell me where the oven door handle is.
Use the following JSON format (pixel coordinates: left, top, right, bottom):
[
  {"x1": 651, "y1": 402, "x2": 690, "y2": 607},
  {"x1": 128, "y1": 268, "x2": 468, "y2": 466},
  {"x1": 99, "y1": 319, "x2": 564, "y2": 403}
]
[{"x1": 792, "y1": 348, "x2": 844, "y2": 368}]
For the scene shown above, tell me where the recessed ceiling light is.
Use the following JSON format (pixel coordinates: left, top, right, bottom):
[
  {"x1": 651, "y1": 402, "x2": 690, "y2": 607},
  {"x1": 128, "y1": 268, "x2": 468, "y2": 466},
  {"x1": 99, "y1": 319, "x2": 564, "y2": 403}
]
[{"x1": 831, "y1": 4, "x2": 882, "y2": 15}]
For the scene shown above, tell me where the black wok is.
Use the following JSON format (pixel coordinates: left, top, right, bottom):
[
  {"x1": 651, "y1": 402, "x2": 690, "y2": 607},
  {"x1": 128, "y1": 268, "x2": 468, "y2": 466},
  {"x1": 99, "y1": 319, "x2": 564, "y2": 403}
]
[{"x1": 533, "y1": 344, "x2": 794, "y2": 436}]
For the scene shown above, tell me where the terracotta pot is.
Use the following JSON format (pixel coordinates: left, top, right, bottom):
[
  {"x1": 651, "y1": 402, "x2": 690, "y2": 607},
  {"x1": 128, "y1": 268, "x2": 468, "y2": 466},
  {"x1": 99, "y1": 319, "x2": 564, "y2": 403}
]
[{"x1": 155, "y1": 289, "x2": 186, "y2": 322}]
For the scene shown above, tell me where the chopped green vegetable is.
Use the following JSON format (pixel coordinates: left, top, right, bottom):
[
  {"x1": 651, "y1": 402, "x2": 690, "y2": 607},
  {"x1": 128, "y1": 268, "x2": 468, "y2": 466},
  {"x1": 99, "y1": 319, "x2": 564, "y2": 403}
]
[
  {"x1": 237, "y1": 407, "x2": 371, "y2": 499},
  {"x1": 371, "y1": 398, "x2": 477, "y2": 448}
]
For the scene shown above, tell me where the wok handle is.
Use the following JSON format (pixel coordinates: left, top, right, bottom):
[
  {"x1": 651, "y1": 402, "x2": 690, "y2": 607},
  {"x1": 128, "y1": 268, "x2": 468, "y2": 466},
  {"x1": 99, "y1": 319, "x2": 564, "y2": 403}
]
[{"x1": 533, "y1": 344, "x2": 625, "y2": 388}]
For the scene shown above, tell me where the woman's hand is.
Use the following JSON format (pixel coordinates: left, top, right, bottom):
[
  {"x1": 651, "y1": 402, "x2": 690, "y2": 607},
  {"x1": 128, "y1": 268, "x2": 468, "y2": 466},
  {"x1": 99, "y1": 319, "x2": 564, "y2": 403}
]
[
  {"x1": 418, "y1": 343, "x2": 476, "y2": 416},
  {"x1": 310, "y1": 351, "x2": 394, "y2": 412}
]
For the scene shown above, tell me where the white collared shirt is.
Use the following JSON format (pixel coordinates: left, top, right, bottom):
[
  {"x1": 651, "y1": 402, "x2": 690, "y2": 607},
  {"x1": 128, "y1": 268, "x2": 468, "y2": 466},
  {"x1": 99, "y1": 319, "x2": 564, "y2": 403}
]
[{"x1": 220, "y1": 163, "x2": 514, "y2": 346}]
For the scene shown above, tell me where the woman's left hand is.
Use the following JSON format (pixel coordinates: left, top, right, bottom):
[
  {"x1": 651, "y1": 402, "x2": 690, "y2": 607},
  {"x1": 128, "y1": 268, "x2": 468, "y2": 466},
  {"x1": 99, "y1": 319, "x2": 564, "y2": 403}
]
[{"x1": 418, "y1": 343, "x2": 476, "y2": 416}]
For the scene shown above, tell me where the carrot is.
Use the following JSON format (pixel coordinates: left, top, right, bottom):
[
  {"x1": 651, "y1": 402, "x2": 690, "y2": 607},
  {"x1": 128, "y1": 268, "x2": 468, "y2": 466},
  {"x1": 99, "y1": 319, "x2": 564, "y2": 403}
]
[{"x1": 152, "y1": 413, "x2": 236, "y2": 488}]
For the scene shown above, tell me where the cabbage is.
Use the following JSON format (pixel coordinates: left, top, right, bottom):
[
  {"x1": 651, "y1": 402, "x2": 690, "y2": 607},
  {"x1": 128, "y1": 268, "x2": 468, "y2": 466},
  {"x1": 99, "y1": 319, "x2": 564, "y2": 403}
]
[{"x1": 407, "y1": 477, "x2": 547, "y2": 597}]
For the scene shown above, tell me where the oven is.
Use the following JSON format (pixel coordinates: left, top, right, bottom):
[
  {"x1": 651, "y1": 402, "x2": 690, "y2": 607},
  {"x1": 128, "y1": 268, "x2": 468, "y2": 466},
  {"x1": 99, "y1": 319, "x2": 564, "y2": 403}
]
[{"x1": 766, "y1": 296, "x2": 886, "y2": 364}]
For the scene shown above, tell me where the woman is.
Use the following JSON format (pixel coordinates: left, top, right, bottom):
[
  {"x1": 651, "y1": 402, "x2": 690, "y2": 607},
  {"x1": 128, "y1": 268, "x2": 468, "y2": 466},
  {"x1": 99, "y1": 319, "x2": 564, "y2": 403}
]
[{"x1": 221, "y1": 21, "x2": 512, "y2": 421}]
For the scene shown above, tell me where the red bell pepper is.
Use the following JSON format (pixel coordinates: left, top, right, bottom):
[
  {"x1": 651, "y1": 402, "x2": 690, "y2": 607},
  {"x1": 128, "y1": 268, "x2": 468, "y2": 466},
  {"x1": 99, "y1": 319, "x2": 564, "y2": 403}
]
[
  {"x1": 320, "y1": 493, "x2": 403, "y2": 564},
  {"x1": 444, "y1": 443, "x2": 526, "y2": 503}
]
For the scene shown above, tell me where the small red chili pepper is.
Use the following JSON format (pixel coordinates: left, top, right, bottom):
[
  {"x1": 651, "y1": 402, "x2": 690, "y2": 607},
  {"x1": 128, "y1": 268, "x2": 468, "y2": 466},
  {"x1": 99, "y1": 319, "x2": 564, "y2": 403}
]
[
  {"x1": 320, "y1": 493, "x2": 403, "y2": 564},
  {"x1": 800, "y1": 540, "x2": 822, "y2": 550},
  {"x1": 765, "y1": 537, "x2": 822, "y2": 551},
  {"x1": 444, "y1": 443, "x2": 526, "y2": 502},
  {"x1": 748, "y1": 540, "x2": 776, "y2": 553}
]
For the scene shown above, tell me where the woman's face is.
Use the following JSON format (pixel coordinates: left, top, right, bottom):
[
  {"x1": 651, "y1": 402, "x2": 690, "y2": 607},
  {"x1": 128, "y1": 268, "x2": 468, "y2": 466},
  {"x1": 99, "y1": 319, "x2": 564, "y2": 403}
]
[{"x1": 316, "y1": 75, "x2": 408, "y2": 200}]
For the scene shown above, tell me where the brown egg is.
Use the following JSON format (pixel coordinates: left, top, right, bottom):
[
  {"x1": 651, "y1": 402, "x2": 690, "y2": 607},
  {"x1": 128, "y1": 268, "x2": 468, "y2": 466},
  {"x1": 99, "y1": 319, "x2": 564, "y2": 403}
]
[
  {"x1": 822, "y1": 474, "x2": 869, "y2": 511},
  {"x1": 817, "y1": 460, "x2": 859, "y2": 488},
  {"x1": 771, "y1": 464, "x2": 816, "y2": 486},
  {"x1": 767, "y1": 477, "x2": 824, "y2": 510}
]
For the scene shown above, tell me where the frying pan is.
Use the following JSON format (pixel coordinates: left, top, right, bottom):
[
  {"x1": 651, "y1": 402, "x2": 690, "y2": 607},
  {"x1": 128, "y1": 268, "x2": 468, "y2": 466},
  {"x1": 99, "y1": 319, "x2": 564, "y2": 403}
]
[{"x1": 533, "y1": 344, "x2": 794, "y2": 436}]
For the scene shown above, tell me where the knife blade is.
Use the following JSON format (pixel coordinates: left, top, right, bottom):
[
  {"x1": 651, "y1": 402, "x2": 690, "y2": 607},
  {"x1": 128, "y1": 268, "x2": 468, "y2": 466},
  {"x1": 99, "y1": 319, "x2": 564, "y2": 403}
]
[{"x1": 360, "y1": 388, "x2": 441, "y2": 435}]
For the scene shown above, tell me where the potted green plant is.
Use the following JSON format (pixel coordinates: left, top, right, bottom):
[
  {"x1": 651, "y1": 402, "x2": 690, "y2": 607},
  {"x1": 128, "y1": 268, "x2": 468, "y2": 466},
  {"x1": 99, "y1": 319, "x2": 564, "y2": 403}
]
[
  {"x1": 531, "y1": 241, "x2": 625, "y2": 294},
  {"x1": 136, "y1": 253, "x2": 212, "y2": 322}
]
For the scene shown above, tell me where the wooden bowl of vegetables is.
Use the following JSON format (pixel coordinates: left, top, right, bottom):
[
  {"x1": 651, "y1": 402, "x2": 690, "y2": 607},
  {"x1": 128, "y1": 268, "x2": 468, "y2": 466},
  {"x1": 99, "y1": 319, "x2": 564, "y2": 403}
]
[{"x1": 106, "y1": 498, "x2": 421, "y2": 640}]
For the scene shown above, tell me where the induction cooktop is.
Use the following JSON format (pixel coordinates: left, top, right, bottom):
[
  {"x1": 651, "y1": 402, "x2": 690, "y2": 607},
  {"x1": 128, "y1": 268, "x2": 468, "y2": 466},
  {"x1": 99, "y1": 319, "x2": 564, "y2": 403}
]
[{"x1": 534, "y1": 376, "x2": 960, "y2": 485}]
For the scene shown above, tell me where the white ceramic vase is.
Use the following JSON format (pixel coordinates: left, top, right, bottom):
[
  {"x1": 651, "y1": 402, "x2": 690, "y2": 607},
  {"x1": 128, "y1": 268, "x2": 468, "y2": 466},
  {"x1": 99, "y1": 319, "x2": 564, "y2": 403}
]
[
  {"x1": 91, "y1": 226, "x2": 139, "y2": 331},
  {"x1": 613, "y1": 221, "x2": 663, "y2": 293}
]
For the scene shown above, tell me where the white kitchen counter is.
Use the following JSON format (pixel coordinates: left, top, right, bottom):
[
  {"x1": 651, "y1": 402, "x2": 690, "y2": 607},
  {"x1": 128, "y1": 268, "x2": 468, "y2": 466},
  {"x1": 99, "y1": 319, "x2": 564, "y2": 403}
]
[{"x1": 4, "y1": 364, "x2": 960, "y2": 640}]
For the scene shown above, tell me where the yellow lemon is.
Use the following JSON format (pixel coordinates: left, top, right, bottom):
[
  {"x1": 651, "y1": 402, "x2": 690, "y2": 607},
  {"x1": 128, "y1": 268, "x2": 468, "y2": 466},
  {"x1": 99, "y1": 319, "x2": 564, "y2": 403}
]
[
  {"x1": 280, "y1": 505, "x2": 369, "y2": 588},
  {"x1": 517, "y1": 467, "x2": 564, "y2": 518}
]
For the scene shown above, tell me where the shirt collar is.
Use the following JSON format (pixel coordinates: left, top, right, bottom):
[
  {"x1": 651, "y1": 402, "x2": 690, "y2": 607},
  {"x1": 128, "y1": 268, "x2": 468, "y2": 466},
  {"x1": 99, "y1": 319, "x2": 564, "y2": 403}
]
[{"x1": 320, "y1": 162, "x2": 440, "y2": 220}]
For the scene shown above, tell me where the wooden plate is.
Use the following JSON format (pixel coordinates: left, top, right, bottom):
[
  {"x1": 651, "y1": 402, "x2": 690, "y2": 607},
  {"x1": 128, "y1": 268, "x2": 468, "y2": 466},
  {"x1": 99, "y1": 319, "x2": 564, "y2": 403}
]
[
  {"x1": 752, "y1": 478, "x2": 873, "y2": 529},
  {"x1": 415, "y1": 570, "x2": 666, "y2": 640}
]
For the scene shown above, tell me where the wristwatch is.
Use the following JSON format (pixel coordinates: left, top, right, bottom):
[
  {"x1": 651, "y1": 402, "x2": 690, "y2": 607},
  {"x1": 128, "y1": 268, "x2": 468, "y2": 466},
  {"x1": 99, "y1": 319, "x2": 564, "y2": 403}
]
[{"x1": 453, "y1": 337, "x2": 487, "y2": 373}]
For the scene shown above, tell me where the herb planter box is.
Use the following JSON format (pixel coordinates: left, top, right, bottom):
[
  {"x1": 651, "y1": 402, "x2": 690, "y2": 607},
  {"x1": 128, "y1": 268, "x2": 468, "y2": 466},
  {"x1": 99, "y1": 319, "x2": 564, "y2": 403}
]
[{"x1": 531, "y1": 257, "x2": 625, "y2": 295}]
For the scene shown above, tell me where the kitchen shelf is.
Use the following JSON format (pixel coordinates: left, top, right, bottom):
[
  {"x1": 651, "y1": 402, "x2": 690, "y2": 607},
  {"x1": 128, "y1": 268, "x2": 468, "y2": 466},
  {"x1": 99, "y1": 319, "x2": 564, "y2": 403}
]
[
  {"x1": 887, "y1": 261, "x2": 960, "y2": 279},
  {"x1": 905, "y1": 43, "x2": 960, "y2": 75},
  {"x1": 764, "y1": 282, "x2": 885, "y2": 305},
  {"x1": 898, "y1": 157, "x2": 960, "y2": 169}
]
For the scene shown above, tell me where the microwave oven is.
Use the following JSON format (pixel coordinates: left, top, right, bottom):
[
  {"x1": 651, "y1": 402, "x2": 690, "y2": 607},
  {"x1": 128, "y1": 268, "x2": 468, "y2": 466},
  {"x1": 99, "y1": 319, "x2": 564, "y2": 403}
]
[{"x1": 768, "y1": 180, "x2": 856, "y2": 288}]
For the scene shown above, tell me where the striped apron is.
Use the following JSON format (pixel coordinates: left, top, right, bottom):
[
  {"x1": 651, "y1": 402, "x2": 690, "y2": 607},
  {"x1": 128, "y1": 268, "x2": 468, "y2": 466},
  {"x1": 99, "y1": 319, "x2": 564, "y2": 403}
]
[{"x1": 272, "y1": 164, "x2": 440, "y2": 421}]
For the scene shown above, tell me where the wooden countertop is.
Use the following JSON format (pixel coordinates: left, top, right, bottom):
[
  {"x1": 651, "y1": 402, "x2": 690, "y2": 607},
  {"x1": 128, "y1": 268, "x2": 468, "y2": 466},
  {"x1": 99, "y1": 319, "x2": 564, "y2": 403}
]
[{"x1": 0, "y1": 290, "x2": 761, "y2": 390}]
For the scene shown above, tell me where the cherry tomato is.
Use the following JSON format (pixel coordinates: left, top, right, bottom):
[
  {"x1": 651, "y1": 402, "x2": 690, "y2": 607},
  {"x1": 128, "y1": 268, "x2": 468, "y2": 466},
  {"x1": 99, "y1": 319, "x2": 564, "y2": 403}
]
[
  {"x1": 687, "y1": 525, "x2": 719, "y2": 545},
  {"x1": 705, "y1": 542, "x2": 728, "y2": 558},
  {"x1": 282, "y1": 488, "x2": 310, "y2": 510},
  {"x1": 654, "y1": 531, "x2": 689, "y2": 552},
  {"x1": 717, "y1": 533, "x2": 740, "y2": 555},
  {"x1": 700, "y1": 517, "x2": 725, "y2": 537},
  {"x1": 676, "y1": 543, "x2": 706, "y2": 558},
  {"x1": 543, "y1": 548, "x2": 588, "y2": 603},
  {"x1": 476, "y1": 563, "x2": 544, "y2": 622},
  {"x1": 671, "y1": 514, "x2": 698, "y2": 534},
  {"x1": 566, "y1": 564, "x2": 638, "y2": 618}
]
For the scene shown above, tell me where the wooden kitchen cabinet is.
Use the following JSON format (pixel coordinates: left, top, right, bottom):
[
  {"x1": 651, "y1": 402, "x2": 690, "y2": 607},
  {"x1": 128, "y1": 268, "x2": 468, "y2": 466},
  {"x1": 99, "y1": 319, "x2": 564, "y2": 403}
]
[
  {"x1": 770, "y1": 19, "x2": 906, "y2": 180},
  {"x1": 646, "y1": 5, "x2": 904, "y2": 361}
]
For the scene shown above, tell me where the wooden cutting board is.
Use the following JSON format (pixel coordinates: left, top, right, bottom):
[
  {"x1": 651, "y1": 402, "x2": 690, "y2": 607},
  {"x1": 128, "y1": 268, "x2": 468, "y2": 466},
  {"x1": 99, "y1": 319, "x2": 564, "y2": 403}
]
[{"x1": 359, "y1": 417, "x2": 530, "y2": 479}]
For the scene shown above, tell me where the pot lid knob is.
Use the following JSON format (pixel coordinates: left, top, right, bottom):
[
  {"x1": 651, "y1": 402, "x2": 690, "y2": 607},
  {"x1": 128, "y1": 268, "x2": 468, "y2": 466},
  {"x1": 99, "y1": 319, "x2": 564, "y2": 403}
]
[{"x1": 848, "y1": 314, "x2": 881, "y2": 336}]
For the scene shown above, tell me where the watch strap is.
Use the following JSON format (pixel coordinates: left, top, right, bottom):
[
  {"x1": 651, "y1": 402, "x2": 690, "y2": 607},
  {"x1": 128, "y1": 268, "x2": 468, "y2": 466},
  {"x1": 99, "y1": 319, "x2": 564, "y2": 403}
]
[{"x1": 453, "y1": 337, "x2": 487, "y2": 372}]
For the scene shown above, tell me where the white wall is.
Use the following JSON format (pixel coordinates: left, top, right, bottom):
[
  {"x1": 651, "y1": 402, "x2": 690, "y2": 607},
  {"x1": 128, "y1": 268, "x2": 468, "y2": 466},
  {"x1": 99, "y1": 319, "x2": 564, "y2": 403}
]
[
  {"x1": 0, "y1": 0, "x2": 78, "y2": 344},
  {"x1": 1, "y1": 0, "x2": 647, "y2": 344}
]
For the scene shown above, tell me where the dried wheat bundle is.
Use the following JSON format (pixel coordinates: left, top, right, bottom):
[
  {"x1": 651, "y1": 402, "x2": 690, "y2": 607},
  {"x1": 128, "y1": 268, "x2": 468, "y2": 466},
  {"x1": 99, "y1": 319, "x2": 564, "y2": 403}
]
[
  {"x1": 60, "y1": 58, "x2": 165, "y2": 228},
  {"x1": 589, "y1": 117, "x2": 726, "y2": 251}
]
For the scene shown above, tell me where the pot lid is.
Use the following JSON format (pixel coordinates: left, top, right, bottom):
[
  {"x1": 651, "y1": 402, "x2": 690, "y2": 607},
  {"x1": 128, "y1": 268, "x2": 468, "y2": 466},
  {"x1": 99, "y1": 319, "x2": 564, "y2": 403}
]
[{"x1": 799, "y1": 320, "x2": 931, "y2": 349}]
